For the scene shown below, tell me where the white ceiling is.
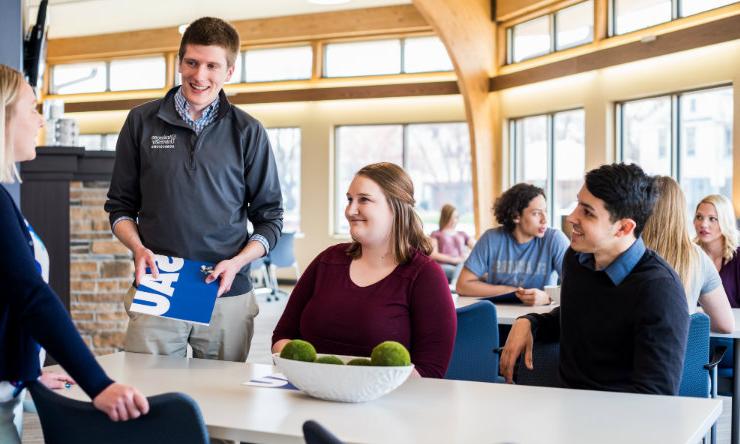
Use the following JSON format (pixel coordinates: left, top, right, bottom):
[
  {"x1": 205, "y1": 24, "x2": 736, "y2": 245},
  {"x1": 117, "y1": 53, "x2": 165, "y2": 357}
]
[{"x1": 25, "y1": 0, "x2": 412, "y2": 38}]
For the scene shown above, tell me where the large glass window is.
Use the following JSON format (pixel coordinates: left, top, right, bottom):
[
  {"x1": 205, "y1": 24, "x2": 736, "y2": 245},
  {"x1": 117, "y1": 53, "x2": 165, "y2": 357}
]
[
  {"x1": 324, "y1": 36, "x2": 453, "y2": 77},
  {"x1": 510, "y1": 109, "x2": 586, "y2": 229},
  {"x1": 245, "y1": 46, "x2": 313, "y2": 83},
  {"x1": 109, "y1": 56, "x2": 166, "y2": 91},
  {"x1": 619, "y1": 96, "x2": 672, "y2": 176},
  {"x1": 555, "y1": 1, "x2": 594, "y2": 50},
  {"x1": 403, "y1": 36, "x2": 454, "y2": 73},
  {"x1": 511, "y1": 16, "x2": 552, "y2": 63},
  {"x1": 680, "y1": 0, "x2": 737, "y2": 16},
  {"x1": 325, "y1": 39, "x2": 402, "y2": 77},
  {"x1": 405, "y1": 123, "x2": 473, "y2": 234},
  {"x1": 266, "y1": 128, "x2": 302, "y2": 232},
  {"x1": 552, "y1": 110, "x2": 586, "y2": 228},
  {"x1": 51, "y1": 57, "x2": 166, "y2": 94},
  {"x1": 612, "y1": 0, "x2": 737, "y2": 35},
  {"x1": 51, "y1": 61, "x2": 107, "y2": 94},
  {"x1": 613, "y1": 0, "x2": 672, "y2": 35},
  {"x1": 509, "y1": 1, "x2": 594, "y2": 63},
  {"x1": 679, "y1": 87, "x2": 733, "y2": 211},
  {"x1": 334, "y1": 123, "x2": 472, "y2": 234},
  {"x1": 618, "y1": 86, "x2": 733, "y2": 210},
  {"x1": 512, "y1": 115, "x2": 548, "y2": 191}
]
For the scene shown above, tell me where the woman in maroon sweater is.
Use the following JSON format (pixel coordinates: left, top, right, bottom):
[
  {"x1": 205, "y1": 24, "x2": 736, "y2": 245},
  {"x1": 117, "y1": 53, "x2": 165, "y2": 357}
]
[{"x1": 272, "y1": 162, "x2": 456, "y2": 378}]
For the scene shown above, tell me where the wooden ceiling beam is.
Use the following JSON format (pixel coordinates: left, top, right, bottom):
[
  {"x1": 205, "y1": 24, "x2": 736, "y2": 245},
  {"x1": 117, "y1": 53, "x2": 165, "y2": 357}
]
[
  {"x1": 47, "y1": 5, "x2": 432, "y2": 63},
  {"x1": 413, "y1": 0, "x2": 499, "y2": 235},
  {"x1": 62, "y1": 81, "x2": 460, "y2": 113}
]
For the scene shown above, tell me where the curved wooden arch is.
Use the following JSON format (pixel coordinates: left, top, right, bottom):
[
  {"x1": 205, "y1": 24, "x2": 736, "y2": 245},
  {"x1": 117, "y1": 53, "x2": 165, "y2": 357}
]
[{"x1": 413, "y1": 0, "x2": 500, "y2": 235}]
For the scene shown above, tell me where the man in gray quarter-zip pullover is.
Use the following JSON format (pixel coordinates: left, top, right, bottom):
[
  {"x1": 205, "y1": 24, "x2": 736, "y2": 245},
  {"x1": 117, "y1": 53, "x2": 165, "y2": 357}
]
[{"x1": 104, "y1": 17, "x2": 283, "y2": 363}]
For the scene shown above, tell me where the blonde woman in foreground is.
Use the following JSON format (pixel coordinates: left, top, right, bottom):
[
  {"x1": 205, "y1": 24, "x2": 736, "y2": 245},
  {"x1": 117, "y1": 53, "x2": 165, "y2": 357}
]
[
  {"x1": 642, "y1": 176, "x2": 734, "y2": 333},
  {"x1": 0, "y1": 64, "x2": 148, "y2": 443}
]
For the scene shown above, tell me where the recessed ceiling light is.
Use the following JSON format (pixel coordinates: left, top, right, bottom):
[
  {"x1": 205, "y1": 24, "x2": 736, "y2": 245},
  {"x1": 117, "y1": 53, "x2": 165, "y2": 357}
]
[{"x1": 307, "y1": 0, "x2": 351, "y2": 5}]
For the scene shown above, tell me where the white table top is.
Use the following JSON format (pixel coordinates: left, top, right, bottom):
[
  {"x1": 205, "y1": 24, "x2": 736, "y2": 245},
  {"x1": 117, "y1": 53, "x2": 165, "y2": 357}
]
[
  {"x1": 49, "y1": 352, "x2": 721, "y2": 444},
  {"x1": 454, "y1": 295, "x2": 556, "y2": 324},
  {"x1": 710, "y1": 309, "x2": 740, "y2": 339}
]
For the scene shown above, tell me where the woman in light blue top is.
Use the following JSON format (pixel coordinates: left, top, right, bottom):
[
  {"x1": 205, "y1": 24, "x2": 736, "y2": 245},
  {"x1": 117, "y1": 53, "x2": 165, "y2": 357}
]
[{"x1": 456, "y1": 183, "x2": 569, "y2": 305}]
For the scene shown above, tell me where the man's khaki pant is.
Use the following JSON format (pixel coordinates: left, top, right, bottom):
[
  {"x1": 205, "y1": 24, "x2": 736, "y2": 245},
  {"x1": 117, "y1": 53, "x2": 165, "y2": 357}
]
[{"x1": 123, "y1": 287, "x2": 259, "y2": 362}]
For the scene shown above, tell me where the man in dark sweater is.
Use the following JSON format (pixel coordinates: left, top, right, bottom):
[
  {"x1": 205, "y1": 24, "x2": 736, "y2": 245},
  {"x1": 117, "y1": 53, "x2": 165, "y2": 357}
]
[{"x1": 500, "y1": 163, "x2": 689, "y2": 395}]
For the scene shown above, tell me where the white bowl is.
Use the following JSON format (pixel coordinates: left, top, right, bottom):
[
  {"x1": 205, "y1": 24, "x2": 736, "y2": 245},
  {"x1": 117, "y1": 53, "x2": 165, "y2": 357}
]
[{"x1": 273, "y1": 353, "x2": 413, "y2": 403}]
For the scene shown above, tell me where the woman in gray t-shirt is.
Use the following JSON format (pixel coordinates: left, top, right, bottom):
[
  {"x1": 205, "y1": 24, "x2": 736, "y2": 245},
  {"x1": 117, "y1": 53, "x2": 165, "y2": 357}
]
[{"x1": 642, "y1": 176, "x2": 734, "y2": 333}]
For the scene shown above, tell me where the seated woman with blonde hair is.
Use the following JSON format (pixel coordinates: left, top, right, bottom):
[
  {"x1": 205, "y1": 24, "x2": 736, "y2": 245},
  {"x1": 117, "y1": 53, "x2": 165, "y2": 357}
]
[
  {"x1": 694, "y1": 193, "x2": 740, "y2": 307},
  {"x1": 429, "y1": 203, "x2": 475, "y2": 282},
  {"x1": 642, "y1": 176, "x2": 734, "y2": 333},
  {"x1": 272, "y1": 162, "x2": 456, "y2": 378}
]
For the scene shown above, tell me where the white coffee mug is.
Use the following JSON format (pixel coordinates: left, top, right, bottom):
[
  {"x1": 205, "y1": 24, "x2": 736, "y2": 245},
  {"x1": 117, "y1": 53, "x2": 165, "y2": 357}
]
[{"x1": 545, "y1": 285, "x2": 561, "y2": 305}]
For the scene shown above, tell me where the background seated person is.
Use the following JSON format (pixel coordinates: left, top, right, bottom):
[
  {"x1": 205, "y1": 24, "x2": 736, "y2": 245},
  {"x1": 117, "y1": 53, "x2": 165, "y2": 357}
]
[
  {"x1": 694, "y1": 194, "x2": 740, "y2": 307},
  {"x1": 271, "y1": 162, "x2": 456, "y2": 378},
  {"x1": 642, "y1": 177, "x2": 734, "y2": 333},
  {"x1": 456, "y1": 183, "x2": 569, "y2": 306},
  {"x1": 500, "y1": 163, "x2": 689, "y2": 395},
  {"x1": 429, "y1": 203, "x2": 475, "y2": 282}
]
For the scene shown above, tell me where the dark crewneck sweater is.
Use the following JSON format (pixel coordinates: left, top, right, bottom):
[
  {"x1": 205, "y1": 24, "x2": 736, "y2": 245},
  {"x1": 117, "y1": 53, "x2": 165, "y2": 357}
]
[{"x1": 525, "y1": 245, "x2": 689, "y2": 395}]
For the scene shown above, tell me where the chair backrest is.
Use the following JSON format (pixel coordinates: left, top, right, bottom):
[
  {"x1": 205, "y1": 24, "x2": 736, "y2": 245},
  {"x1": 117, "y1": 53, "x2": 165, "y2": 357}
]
[
  {"x1": 445, "y1": 301, "x2": 499, "y2": 382},
  {"x1": 28, "y1": 382, "x2": 209, "y2": 444},
  {"x1": 269, "y1": 231, "x2": 297, "y2": 267},
  {"x1": 303, "y1": 420, "x2": 345, "y2": 444},
  {"x1": 679, "y1": 312, "x2": 711, "y2": 398},
  {"x1": 514, "y1": 341, "x2": 561, "y2": 387}
]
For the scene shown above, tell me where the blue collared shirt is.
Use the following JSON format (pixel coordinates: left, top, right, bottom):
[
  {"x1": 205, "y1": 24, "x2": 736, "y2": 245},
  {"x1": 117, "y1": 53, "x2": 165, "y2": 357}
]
[
  {"x1": 174, "y1": 87, "x2": 219, "y2": 135},
  {"x1": 575, "y1": 237, "x2": 646, "y2": 285}
]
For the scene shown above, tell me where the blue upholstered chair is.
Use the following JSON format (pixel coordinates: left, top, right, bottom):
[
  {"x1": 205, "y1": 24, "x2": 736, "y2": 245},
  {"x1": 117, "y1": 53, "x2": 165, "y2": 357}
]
[
  {"x1": 679, "y1": 313, "x2": 725, "y2": 444},
  {"x1": 303, "y1": 420, "x2": 345, "y2": 444},
  {"x1": 264, "y1": 231, "x2": 300, "y2": 301},
  {"x1": 445, "y1": 300, "x2": 500, "y2": 383},
  {"x1": 28, "y1": 382, "x2": 209, "y2": 444}
]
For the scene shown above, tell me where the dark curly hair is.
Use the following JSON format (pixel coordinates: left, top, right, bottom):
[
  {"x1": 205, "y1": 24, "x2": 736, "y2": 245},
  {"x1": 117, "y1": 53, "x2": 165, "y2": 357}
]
[
  {"x1": 493, "y1": 183, "x2": 546, "y2": 233},
  {"x1": 584, "y1": 163, "x2": 656, "y2": 237}
]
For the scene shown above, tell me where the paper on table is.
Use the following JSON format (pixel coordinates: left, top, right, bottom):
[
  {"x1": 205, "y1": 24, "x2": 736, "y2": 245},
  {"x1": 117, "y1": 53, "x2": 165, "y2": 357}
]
[
  {"x1": 129, "y1": 255, "x2": 218, "y2": 325},
  {"x1": 243, "y1": 373, "x2": 298, "y2": 390}
]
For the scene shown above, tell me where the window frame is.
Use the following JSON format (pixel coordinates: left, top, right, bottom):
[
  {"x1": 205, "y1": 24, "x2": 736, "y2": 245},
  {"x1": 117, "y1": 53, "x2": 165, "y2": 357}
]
[
  {"x1": 609, "y1": 0, "x2": 739, "y2": 36},
  {"x1": 50, "y1": 55, "x2": 167, "y2": 95},
  {"x1": 265, "y1": 126, "x2": 303, "y2": 233},
  {"x1": 332, "y1": 120, "x2": 472, "y2": 235},
  {"x1": 506, "y1": 0, "x2": 594, "y2": 65},
  {"x1": 508, "y1": 107, "x2": 586, "y2": 228},
  {"x1": 615, "y1": 83, "x2": 732, "y2": 183},
  {"x1": 322, "y1": 35, "x2": 454, "y2": 79}
]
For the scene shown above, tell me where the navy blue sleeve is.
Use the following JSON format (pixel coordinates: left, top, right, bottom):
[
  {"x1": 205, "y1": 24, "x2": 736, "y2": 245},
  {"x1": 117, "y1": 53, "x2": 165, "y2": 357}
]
[
  {"x1": 1, "y1": 191, "x2": 113, "y2": 398},
  {"x1": 244, "y1": 122, "x2": 283, "y2": 249},
  {"x1": 523, "y1": 306, "x2": 561, "y2": 342}
]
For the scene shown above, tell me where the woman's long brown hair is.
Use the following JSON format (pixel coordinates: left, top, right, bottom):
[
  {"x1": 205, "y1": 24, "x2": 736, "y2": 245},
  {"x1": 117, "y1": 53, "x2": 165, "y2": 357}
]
[{"x1": 346, "y1": 162, "x2": 432, "y2": 264}]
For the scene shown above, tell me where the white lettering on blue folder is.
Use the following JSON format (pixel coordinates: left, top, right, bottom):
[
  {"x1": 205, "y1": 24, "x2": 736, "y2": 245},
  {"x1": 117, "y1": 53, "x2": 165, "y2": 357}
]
[{"x1": 130, "y1": 255, "x2": 218, "y2": 325}]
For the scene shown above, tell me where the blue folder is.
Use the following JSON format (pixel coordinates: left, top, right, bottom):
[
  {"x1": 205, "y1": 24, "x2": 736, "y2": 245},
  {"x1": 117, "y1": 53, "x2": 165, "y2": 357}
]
[
  {"x1": 479, "y1": 292, "x2": 521, "y2": 304},
  {"x1": 129, "y1": 255, "x2": 218, "y2": 325}
]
